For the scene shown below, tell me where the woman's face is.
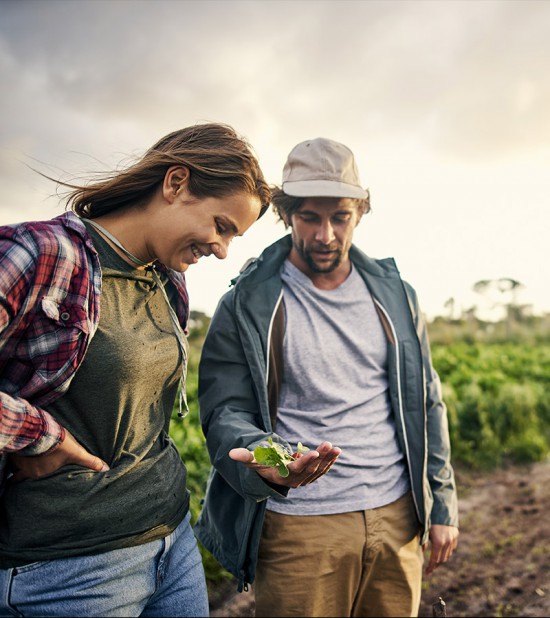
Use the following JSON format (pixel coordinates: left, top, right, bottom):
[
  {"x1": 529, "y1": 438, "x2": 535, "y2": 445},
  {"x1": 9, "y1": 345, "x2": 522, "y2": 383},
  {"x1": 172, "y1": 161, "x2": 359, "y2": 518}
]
[{"x1": 148, "y1": 189, "x2": 262, "y2": 272}]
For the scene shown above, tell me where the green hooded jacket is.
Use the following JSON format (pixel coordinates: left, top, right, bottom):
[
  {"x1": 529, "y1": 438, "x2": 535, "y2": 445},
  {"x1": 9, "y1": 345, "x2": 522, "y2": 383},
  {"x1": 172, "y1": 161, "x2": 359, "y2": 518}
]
[{"x1": 194, "y1": 234, "x2": 458, "y2": 591}]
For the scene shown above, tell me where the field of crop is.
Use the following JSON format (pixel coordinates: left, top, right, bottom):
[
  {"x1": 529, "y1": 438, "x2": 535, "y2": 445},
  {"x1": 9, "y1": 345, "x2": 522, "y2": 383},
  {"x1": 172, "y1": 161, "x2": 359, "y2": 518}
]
[
  {"x1": 169, "y1": 314, "x2": 550, "y2": 603},
  {"x1": 432, "y1": 342, "x2": 550, "y2": 469}
]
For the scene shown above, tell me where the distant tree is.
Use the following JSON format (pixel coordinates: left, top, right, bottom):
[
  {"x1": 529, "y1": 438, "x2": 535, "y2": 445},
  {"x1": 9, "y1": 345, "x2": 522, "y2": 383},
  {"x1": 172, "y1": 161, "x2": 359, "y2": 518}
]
[
  {"x1": 473, "y1": 280, "x2": 492, "y2": 295},
  {"x1": 473, "y1": 279, "x2": 500, "y2": 320},
  {"x1": 462, "y1": 306, "x2": 477, "y2": 322},
  {"x1": 444, "y1": 297, "x2": 456, "y2": 320},
  {"x1": 497, "y1": 278, "x2": 526, "y2": 319},
  {"x1": 472, "y1": 277, "x2": 528, "y2": 338}
]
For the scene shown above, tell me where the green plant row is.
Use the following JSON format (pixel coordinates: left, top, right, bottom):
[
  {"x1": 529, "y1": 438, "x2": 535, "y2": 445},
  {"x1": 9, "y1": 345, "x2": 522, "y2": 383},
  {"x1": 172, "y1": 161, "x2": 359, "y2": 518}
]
[{"x1": 431, "y1": 342, "x2": 550, "y2": 469}]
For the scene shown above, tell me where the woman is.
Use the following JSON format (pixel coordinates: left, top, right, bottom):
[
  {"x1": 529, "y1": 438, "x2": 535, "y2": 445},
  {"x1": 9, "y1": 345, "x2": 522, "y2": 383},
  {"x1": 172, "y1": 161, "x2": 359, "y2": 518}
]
[{"x1": 0, "y1": 122, "x2": 271, "y2": 617}]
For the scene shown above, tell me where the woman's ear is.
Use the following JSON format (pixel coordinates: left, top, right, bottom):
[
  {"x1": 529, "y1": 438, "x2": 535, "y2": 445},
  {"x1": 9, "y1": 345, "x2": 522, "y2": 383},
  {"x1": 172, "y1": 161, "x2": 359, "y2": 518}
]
[{"x1": 163, "y1": 166, "x2": 190, "y2": 202}]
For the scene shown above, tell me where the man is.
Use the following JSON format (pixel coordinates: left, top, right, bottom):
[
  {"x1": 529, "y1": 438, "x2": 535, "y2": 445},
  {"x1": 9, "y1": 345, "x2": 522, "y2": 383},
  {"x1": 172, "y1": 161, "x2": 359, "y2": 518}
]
[{"x1": 195, "y1": 137, "x2": 459, "y2": 617}]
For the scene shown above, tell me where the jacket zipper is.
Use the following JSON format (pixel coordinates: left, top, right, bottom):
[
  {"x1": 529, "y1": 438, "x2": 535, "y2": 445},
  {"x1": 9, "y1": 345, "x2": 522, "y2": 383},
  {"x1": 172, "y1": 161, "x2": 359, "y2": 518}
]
[
  {"x1": 238, "y1": 570, "x2": 249, "y2": 592},
  {"x1": 235, "y1": 289, "x2": 283, "y2": 591},
  {"x1": 265, "y1": 291, "x2": 283, "y2": 384},
  {"x1": 373, "y1": 298, "x2": 422, "y2": 523}
]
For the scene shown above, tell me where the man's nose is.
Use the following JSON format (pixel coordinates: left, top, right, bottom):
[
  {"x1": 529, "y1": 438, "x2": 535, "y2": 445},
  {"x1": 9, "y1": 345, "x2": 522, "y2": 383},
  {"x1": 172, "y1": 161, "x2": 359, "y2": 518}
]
[{"x1": 315, "y1": 221, "x2": 335, "y2": 244}]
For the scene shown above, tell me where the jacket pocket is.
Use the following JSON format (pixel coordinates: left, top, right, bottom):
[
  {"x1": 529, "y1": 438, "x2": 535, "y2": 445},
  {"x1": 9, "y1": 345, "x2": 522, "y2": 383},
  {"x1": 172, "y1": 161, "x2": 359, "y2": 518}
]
[{"x1": 400, "y1": 340, "x2": 424, "y2": 417}]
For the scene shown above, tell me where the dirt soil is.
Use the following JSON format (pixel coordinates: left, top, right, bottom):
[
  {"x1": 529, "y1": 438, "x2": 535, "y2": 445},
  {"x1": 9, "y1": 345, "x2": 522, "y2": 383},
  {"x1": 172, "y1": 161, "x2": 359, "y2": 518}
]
[{"x1": 208, "y1": 459, "x2": 550, "y2": 617}]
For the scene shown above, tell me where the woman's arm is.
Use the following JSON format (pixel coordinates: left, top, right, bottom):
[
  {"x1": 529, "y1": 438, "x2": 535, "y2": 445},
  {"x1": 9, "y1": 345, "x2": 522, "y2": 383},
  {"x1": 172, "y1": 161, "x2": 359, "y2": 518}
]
[{"x1": 0, "y1": 232, "x2": 108, "y2": 476}]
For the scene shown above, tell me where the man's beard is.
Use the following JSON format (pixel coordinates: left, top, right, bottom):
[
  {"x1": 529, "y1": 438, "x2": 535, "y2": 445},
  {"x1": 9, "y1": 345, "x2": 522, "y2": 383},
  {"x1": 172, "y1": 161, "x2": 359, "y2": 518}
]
[{"x1": 297, "y1": 242, "x2": 342, "y2": 273}]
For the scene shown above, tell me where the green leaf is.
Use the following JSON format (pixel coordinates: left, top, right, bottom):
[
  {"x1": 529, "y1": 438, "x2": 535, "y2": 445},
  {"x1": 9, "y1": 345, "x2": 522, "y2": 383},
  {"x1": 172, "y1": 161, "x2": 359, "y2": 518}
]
[
  {"x1": 254, "y1": 445, "x2": 284, "y2": 467},
  {"x1": 277, "y1": 463, "x2": 290, "y2": 477},
  {"x1": 252, "y1": 437, "x2": 310, "y2": 477}
]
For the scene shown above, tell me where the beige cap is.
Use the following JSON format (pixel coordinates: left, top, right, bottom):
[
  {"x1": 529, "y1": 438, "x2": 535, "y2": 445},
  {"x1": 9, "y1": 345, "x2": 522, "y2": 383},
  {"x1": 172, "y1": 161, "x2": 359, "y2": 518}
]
[{"x1": 282, "y1": 137, "x2": 368, "y2": 199}]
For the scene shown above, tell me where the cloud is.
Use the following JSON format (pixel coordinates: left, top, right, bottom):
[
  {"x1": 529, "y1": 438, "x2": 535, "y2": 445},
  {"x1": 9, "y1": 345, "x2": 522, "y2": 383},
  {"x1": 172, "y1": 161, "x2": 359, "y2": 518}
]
[
  {"x1": 2, "y1": 0, "x2": 549, "y2": 161},
  {"x1": 428, "y1": 2, "x2": 550, "y2": 159},
  {"x1": 0, "y1": 0, "x2": 548, "y2": 314}
]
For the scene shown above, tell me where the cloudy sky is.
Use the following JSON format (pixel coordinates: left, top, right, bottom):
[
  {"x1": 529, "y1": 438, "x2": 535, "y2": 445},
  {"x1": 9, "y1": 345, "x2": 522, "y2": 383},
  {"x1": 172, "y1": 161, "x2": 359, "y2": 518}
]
[{"x1": 1, "y1": 0, "x2": 548, "y2": 320}]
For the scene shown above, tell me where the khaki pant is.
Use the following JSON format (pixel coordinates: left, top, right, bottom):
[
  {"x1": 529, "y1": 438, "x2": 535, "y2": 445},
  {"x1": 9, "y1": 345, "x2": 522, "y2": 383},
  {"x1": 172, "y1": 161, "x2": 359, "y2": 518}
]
[{"x1": 254, "y1": 491, "x2": 423, "y2": 618}]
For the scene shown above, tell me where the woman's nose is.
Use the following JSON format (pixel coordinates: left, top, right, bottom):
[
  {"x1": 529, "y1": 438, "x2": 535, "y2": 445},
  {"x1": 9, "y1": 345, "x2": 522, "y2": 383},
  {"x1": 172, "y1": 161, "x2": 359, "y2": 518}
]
[{"x1": 211, "y1": 241, "x2": 229, "y2": 260}]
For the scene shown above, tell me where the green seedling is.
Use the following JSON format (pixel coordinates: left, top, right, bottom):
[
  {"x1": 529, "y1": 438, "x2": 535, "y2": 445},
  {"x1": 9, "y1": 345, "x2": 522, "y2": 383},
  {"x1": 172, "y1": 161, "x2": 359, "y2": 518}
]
[{"x1": 253, "y1": 437, "x2": 310, "y2": 477}]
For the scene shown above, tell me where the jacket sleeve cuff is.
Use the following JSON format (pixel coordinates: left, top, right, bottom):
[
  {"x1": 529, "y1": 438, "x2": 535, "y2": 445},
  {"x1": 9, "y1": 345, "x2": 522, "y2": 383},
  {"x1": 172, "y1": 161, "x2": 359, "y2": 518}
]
[{"x1": 242, "y1": 467, "x2": 290, "y2": 500}]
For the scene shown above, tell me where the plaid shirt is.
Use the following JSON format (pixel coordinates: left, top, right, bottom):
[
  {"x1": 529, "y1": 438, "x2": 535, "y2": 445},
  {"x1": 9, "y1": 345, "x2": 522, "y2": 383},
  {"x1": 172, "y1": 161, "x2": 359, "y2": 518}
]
[{"x1": 0, "y1": 212, "x2": 189, "y2": 464}]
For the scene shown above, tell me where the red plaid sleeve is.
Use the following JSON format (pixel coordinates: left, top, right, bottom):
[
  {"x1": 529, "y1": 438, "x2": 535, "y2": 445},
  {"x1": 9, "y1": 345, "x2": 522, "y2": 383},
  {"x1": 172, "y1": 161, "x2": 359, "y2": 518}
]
[
  {"x1": 0, "y1": 228, "x2": 67, "y2": 454},
  {"x1": 0, "y1": 394, "x2": 65, "y2": 454}
]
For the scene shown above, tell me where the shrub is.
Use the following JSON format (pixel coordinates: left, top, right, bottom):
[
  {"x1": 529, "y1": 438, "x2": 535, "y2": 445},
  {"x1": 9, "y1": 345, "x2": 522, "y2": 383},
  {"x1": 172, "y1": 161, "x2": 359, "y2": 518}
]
[{"x1": 433, "y1": 342, "x2": 550, "y2": 469}]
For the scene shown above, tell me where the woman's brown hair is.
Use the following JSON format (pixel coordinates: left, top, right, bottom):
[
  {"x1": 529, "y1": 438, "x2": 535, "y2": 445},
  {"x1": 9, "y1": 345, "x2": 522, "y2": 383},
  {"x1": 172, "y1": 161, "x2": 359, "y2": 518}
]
[{"x1": 58, "y1": 123, "x2": 271, "y2": 219}]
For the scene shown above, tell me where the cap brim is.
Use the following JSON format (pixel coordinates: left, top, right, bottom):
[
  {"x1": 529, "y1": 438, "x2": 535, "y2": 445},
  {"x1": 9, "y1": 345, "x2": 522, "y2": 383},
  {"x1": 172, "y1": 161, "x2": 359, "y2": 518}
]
[{"x1": 282, "y1": 180, "x2": 368, "y2": 199}]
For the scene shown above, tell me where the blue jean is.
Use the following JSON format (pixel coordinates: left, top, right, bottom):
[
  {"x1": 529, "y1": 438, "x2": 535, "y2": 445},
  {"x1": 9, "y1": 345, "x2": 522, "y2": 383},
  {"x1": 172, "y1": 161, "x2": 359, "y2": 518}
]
[{"x1": 0, "y1": 512, "x2": 209, "y2": 617}]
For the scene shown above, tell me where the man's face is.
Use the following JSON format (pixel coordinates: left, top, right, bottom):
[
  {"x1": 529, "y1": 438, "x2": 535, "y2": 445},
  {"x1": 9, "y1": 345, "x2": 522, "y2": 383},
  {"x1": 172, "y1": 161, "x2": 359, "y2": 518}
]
[{"x1": 287, "y1": 197, "x2": 362, "y2": 276}]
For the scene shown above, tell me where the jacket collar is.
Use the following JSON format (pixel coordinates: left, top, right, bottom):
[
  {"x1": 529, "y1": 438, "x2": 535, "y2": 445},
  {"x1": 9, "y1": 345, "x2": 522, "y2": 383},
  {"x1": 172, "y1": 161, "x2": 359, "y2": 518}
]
[
  {"x1": 57, "y1": 211, "x2": 101, "y2": 257},
  {"x1": 234, "y1": 233, "x2": 400, "y2": 288}
]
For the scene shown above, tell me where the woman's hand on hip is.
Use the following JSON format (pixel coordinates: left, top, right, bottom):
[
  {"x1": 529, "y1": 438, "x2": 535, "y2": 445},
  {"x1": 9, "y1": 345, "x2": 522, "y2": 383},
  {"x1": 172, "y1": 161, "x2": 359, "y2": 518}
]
[{"x1": 8, "y1": 429, "x2": 110, "y2": 482}]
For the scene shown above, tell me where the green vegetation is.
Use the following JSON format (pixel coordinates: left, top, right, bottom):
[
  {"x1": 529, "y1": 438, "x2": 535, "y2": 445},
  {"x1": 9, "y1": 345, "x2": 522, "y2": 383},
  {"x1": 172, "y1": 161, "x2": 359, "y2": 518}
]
[
  {"x1": 426, "y1": 277, "x2": 550, "y2": 468},
  {"x1": 170, "y1": 293, "x2": 550, "y2": 585},
  {"x1": 168, "y1": 311, "x2": 229, "y2": 584},
  {"x1": 432, "y1": 342, "x2": 550, "y2": 469},
  {"x1": 253, "y1": 438, "x2": 310, "y2": 477}
]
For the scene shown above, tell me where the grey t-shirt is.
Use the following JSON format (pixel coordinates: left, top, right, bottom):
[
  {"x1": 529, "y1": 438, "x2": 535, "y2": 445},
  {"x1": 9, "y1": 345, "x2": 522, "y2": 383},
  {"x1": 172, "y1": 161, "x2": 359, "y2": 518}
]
[
  {"x1": 267, "y1": 259, "x2": 409, "y2": 516},
  {"x1": 0, "y1": 224, "x2": 189, "y2": 566}
]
